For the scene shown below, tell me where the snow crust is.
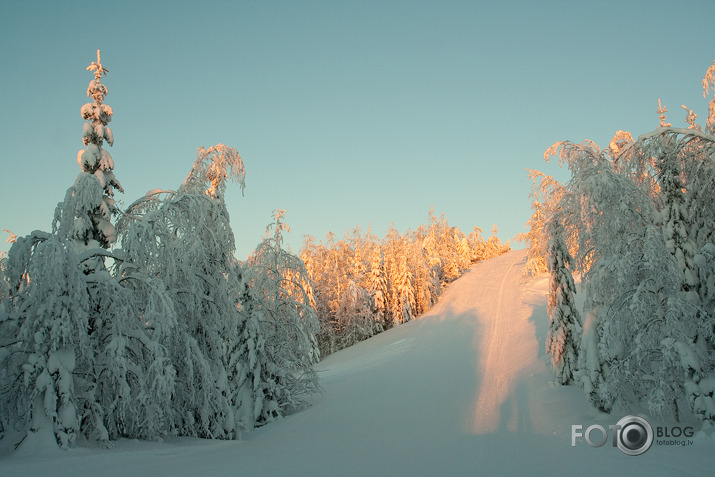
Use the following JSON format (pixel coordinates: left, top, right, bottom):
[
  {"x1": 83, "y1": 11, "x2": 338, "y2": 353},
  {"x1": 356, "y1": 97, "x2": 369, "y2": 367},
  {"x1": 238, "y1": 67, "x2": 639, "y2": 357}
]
[{"x1": 1, "y1": 250, "x2": 711, "y2": 476}]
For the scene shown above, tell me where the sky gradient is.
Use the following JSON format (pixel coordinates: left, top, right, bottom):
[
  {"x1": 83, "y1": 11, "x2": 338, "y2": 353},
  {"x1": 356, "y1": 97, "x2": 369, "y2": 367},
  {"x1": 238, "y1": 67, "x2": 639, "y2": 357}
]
[{"x1": 2, "y1": 0, "x2": 714, "y2": 258}]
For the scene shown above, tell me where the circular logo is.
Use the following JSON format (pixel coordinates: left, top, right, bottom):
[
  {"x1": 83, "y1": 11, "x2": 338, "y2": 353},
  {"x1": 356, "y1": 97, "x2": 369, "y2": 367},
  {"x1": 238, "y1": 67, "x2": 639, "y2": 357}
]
[{"x1": 615, "y1": 416, "x2": 653, "y2": 456}]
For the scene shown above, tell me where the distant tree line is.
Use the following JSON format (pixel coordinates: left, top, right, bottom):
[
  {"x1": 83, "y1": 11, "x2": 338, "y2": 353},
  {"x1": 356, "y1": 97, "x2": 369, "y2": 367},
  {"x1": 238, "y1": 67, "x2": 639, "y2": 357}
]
[{"x1": 301, "y1": 212, "x2": 510, "y2": 357}]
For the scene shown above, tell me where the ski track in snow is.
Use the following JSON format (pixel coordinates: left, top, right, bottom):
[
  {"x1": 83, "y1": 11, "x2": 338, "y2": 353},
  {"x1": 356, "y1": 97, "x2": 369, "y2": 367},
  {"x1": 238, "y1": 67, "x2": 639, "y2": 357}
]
[
  {"x1": 469, "y1": 251, "x2": 534, "y2": 433},
  {"x1": 1, "y1": 250, "x2": 712, "y2": 477}
]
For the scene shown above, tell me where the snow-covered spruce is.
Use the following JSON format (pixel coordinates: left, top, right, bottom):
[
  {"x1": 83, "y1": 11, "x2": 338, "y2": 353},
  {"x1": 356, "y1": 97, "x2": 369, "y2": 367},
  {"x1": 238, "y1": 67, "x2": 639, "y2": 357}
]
[
  {"x1": 54, "y1": 50, "x2": 122, "y2": 256},
  {"x1": 545, "y1": 215, "x2": 581, "y2": 385}
]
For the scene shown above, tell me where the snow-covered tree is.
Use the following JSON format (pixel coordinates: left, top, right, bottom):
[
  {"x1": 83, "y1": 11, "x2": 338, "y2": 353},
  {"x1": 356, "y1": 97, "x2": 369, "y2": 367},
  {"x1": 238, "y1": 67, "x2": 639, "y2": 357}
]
[
  {"x1": 395, "y1": 251, "x2": 416, "y2": 325},
  {"x1": 0, "y1": 235, "x2": 88, "y2": 448},
  {"x1": 0, "y1": 235, "x2": 175, "y2": 446},
  {"x1": 366, "y1": 244, "x2": 389, "y2": 330},
  {"x1": 66, "y1": 53, "x2": 175, "y2": 443},
  {"x1": 346, "y1": 226, "x2": 368, "y2": 285},
  {"x1": 54, "y1": 50, "x2": 122, "y2": 258},
  {"x1": 117, "y1": 144, "x2": 246, "y2": 439},
  {"x1": 517, "y1": 170, "x2": 564, "y2": 276},
  {"x1": 545, "y1": 137, "x2": 664, "y2": 412},
  {"x1": 382, "y1": 226, "x2": 411, "y2": 325},
  {"x1": 230, "y1": 264, "x2": 279, "y2": 431},
  {"x1": 246, "y1": 210, "x2": 320, "y2": 417},
  {"x1": 466, "y1": 226, "x2": 485, "y2": 264},
  {"x1": 626, "y1": 116, "x2": 715, "y2": 420},
  {"x1": 545, "y1": 216, "x2": 581, "y2": 385},
  {"x1": 0, "y1": 52, "x2": 178, "y2": 449},
  {"x1": 518, "y1": 199, "x2": 548, "y2": 276},
  {"x1": 0, "y1": 256, "x2": 6, "y2": 306},
  {"x1": 300, "y1": 235, "x2": 338, "y2": 356},
  {"x1": 336, "y1": 280, "x2": 376, "y2": 349},
  {"x1": 483, "y1": 225, "x2": 511, "y2": 260},
  {"x1": 0, "y1": 230, "x2": 15, "y2": 305},
  {"x1": 456, "y1": 230, "x2": 471, "y2": 272},
  {"x1": 86, "y1": 266, "x2": 176, "y2": 442},
  {"x1": 702, "y1": 59, "x2": 715, "y2": 135},
  {"x1": 409, "y1": 237, "x2": 438, "y2": 317}
]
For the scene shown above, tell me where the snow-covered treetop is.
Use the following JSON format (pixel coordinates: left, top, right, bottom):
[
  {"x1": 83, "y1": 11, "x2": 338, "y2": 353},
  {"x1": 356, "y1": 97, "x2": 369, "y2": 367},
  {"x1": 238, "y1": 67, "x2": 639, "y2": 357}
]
[
  {"x1": 180, "y1": 144, "x2": 246, "y2": 199},
  {"x1": 86, "y1": 50, "x2": 109, "y2": 104},
  {"x1": 657, "y1": 99, "x2": 671, "y2": 128},
  {"x1": 263, "y1": 209, "x2": 290, "y2": 255},
  {"x1": 681, "y1": 105, "x2": 701, "y2": 131},
  {"x1": 702, "y1": 59, "x2": 715, "y2": 99},
  {"x1": 608, "y1": 130, "x2": 634, "y2": 159},
  {"x1": 53, "y1": 50, "x2": 122, "y2": 250},
  {"x1": 81, "y1": 50, "x2": 114, "y2": 151},
  {"x1": 87, "y1": 49, "x2": 109, "y2": 79},
  {"x1": 702, "y1": 59, "x2": 715, "y2": 134}
]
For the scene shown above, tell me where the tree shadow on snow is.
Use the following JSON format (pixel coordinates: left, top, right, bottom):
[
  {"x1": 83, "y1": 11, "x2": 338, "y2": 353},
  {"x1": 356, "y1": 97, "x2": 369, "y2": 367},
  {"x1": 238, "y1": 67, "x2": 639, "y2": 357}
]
[
  {"x1": 497, "y1": 378, "x2": 533, "y2": 433},
  {"x1": 523, "y1": 289, "x2": 549, "y2": 360}
]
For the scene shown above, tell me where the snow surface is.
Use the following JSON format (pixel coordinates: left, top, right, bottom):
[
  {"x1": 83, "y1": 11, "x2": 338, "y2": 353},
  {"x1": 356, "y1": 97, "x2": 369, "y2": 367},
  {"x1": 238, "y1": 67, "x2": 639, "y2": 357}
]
[{"x1": 1, "y1": 250, "x2": 712, "y2": 476}]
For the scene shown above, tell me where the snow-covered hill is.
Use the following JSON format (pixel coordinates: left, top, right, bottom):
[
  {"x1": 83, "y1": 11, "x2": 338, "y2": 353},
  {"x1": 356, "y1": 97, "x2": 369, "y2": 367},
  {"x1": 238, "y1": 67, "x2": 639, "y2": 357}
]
[{"x1": 1, "y1": 250, "x2": 711, "y2": 476}]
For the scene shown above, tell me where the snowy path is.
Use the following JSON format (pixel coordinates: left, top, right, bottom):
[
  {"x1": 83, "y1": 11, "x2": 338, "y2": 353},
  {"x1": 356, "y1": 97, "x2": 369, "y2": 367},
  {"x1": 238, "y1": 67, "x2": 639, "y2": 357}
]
[
  {"x1": 468, "y1": 250, "x2": 536, "y2": 433},
  {"x1": 1, "y1": 250, "x2": 712, "y2": 476}
]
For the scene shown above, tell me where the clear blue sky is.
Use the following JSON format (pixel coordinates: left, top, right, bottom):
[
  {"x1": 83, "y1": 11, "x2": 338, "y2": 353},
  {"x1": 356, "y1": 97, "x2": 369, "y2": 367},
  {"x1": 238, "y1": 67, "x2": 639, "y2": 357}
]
[{"x1": 1, "y1": 0, "x2": 714, "y2": 259}]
